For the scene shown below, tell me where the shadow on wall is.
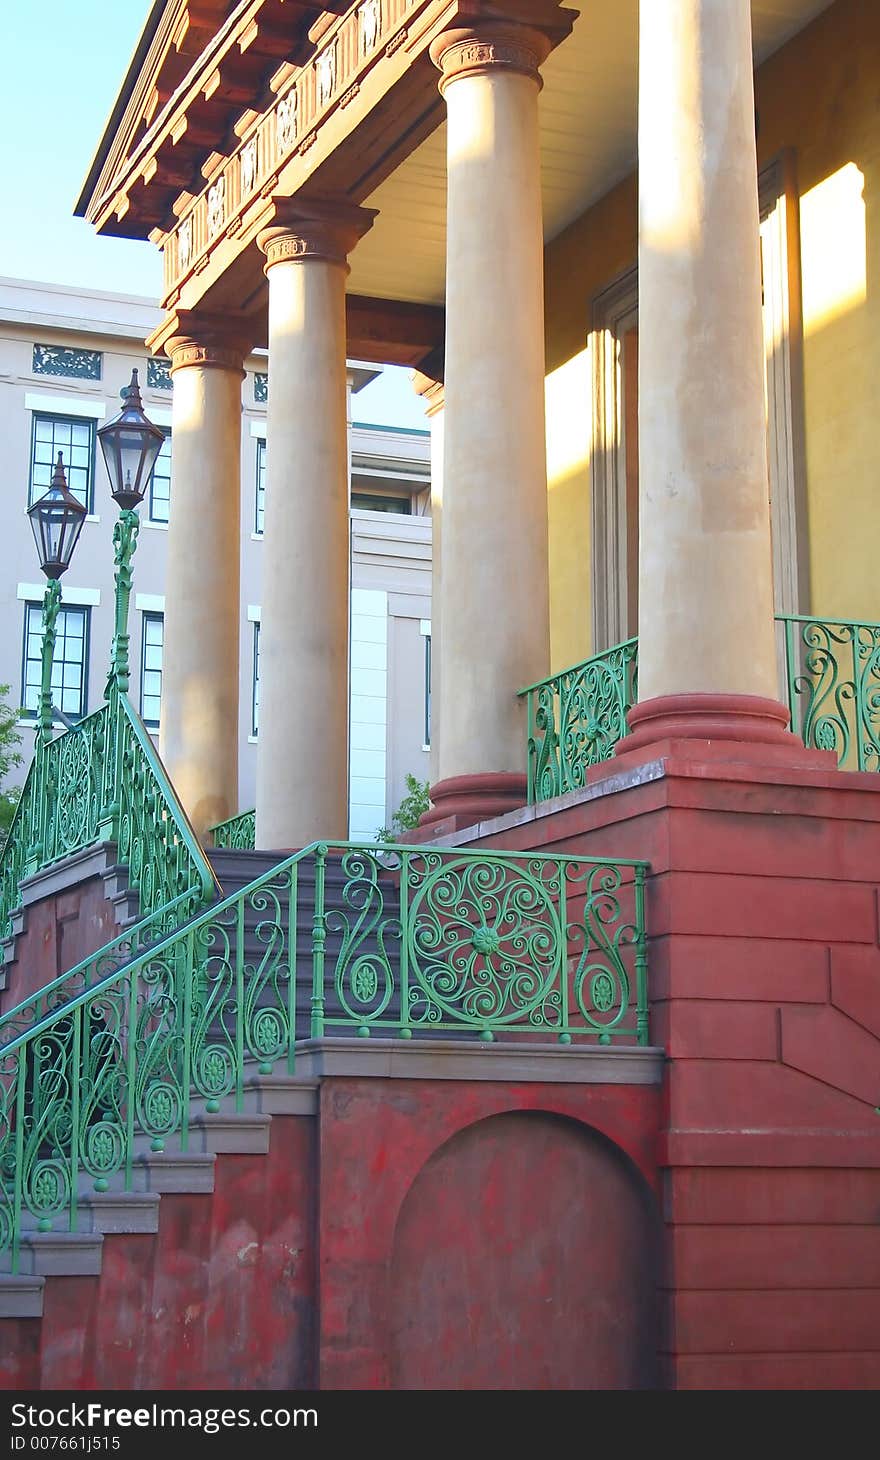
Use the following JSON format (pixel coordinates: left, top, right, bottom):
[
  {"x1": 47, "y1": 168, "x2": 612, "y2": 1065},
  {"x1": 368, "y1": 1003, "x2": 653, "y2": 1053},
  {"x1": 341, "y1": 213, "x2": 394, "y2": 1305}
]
[{"x1": 388, "y1": 1109, "x2": 663, "y2": 1390}]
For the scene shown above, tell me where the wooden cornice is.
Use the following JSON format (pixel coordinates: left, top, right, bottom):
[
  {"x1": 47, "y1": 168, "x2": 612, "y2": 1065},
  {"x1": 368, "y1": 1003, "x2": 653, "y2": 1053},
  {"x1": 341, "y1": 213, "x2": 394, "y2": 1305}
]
[{"x1": 77, "y1": 0, "x2": 344, "y2": 237}]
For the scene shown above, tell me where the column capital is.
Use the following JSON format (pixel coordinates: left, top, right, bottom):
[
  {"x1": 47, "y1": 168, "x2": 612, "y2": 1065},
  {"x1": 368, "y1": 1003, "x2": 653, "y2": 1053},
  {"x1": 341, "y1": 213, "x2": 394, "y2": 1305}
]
[
  {"x1": 429, "y1": 5, "x2": 574, "y2": 92},
  {"x1": 258, "y1": 197, "x2": 377, "y2": 273},
  {"x1": 413, "y1": 371, "x2": 445, "y2": 418},
  {"x1": 147, "y1": 310, "x2": 253, "y2": 377}
]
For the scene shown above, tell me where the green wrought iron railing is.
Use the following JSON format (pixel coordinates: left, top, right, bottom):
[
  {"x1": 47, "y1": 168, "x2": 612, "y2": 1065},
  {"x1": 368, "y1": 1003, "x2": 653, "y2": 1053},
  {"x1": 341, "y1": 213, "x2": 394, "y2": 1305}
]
[
  {"x1": 0, "y1": 687, "x2": 217, "y2": 942},
  {"x1": 522, "y1": 615, "x2": 880, "y2": 802},
  {"x1": 781, "y1": 615, "x2": 880, "y2": 771},
  {"x1": 0, "y1": 888, "x2": 199, "y2": 1052},
  {"x1": 521, "y1": 639, "x2": 638, "y2": 803},
  {"x1": 0, "y1": 839, "x2": 648, "y2": 1272},
  {"x1": 209, "y1": 809, "x2": 256, "y2": 850}
]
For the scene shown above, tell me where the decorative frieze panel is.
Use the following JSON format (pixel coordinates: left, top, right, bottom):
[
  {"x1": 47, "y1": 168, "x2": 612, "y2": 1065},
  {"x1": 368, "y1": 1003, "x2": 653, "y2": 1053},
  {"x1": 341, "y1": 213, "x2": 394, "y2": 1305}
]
[
  {"x1": 164, "y1": 0, "x2": 416, "y2": 298},
  {"x1": 147, "y1": 357, "x2": 172, "y2": 391},
  {"x1": 207, "y1": 176, "x2": 226, "y2": 239},
  {"x1": 146, "y1": 358, "x2": 173, "y2": 391},
  {"x1": 254, "y1": 372, "x2": 268, "y2": 404},
  {"x1": 316, "y1": 43, "x2": 337, "y2": 106},
  {"x1": 276, "y1": 92, "x2": 297, "y2": 151},
  {"x1": 360, "y1": 0, "x2": 381, "y2": 54},
  {"x1": 241, "y1": 137, "x2": 258, "y2": 197},
  {"x1": 32, "y1": 345, "x2": 102, "y2": 382}
]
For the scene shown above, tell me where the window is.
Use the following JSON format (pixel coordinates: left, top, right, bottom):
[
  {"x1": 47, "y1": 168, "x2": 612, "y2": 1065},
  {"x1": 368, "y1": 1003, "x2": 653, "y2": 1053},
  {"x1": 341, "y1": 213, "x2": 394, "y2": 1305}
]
[
  {"x1": 351, "y1": 491, "x2": 411, "y2": 514},
  {"x1": 149, "y1": 431, "x2": 172, "y2": 523},
  {"x1": 21, "y1": 602, "x2": 90, "y2": 721},
  {"x1": 255, "y1": 439, "x2": 267, "y2": 534},
  {"x1": 140, "y1": 613, "x2": 164, "y2": 729},
  {"x1": 30, "y1": 414, "x2": 95, "y2": 512},
  {"x1": 252, "y1": 622, "x2": 261, "y2": 736},
  {"x1": 424, "y1": 633, "x2": 432, "y2": 748}
]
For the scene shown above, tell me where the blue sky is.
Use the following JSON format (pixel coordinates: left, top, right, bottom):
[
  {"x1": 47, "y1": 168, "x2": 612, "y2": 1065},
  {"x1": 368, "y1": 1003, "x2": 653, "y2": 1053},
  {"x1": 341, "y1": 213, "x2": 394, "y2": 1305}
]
[{"x1": 0, "y1": 2, "x2": 425, "y2": 428}]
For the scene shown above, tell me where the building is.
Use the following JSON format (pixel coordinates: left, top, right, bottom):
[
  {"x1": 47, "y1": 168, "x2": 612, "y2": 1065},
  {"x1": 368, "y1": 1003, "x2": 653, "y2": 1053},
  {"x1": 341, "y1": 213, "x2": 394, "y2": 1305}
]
[
  {"x1": 1, "y1": 0, "x2": 879, "y2": 1393},
  {"x1": 0, "y1": 276, "x2": 432, "y2": 839}
]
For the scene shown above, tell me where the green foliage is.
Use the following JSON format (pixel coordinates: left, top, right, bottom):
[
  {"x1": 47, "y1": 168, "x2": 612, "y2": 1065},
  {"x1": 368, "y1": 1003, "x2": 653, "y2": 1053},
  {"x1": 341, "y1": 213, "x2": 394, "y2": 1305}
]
[
  {"x1": 0, "y1": 686, "x2": 23, "y2": 847},
  {"x1": 376, "y1": 773, "x2": 431, "y2": 844}
]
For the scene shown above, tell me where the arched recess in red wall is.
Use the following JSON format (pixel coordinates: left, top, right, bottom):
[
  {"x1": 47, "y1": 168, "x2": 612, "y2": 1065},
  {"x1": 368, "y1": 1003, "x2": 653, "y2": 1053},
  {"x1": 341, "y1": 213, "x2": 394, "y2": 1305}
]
[{"x1": 388, "y1": 1109, "x2": 663, "y2": 1390}]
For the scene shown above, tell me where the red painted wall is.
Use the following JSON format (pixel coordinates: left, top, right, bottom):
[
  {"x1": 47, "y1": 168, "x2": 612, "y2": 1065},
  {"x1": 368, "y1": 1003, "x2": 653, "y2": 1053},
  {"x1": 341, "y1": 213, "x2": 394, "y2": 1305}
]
[
  {"x1": 2, "y1": 876, "x2": 118, "y2": 1014},
  {"x1": 315, "y1": 1077, "x2": 662, "y2": 1388},
  {"x1": 388, "y1": 1111, "x2": 660, "y2": 1389},
  {"x1": 0, "y1": 1083, "x2": 662, "y2": 1390},
  {"x1": 460, "y1": 753, "x2": 880, "y2": 1388}
]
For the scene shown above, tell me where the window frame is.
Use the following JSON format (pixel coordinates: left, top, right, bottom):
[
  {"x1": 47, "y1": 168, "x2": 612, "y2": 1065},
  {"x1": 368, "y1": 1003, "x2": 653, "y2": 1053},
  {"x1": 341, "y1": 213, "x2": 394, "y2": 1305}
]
[
  {"x1": 139, "y1": 610, "x2": 164, "y2": 730},
  {"x1": 148, "y1": 429, "x2": 172, "y2": 524},
  {"x1": 29, "y1": 412, "x2": 96, "y2": 514},
  {"x1": 251, "y1": 621, "x2": 261, "y2": 737},
  {"x1": 255, "y1": 438, "x2": 267, "y2": 535},
  {"x1": 350, "y1": 490, "x2": 412, "y2": 515},
  {"x1": 424, "y1": 631, "x2": 432, "y2": 749},
  {"x1": 21, "y1": 600, "x2": 91, "y2": 723}
]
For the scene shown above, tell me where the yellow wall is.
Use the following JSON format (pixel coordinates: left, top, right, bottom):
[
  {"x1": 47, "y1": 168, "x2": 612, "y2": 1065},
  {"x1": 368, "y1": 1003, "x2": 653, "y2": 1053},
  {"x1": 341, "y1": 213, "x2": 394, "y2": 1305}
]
[
  {"x1": 755, "y1": 0, "x2": 880, "y2": 623},
  {"x1": 543, "y1": 0, "x2": 880, "y2": 670},
  {"x1": 543, "y1": 176, "x2": 637, "y2": 670}
]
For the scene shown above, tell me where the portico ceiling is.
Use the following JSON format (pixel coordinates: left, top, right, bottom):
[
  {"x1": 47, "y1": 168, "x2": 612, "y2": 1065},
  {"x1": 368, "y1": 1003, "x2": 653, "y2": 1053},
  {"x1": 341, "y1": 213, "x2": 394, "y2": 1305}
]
[{"x1": 349, "y1": 0, "x2": 835, "y2": 306}]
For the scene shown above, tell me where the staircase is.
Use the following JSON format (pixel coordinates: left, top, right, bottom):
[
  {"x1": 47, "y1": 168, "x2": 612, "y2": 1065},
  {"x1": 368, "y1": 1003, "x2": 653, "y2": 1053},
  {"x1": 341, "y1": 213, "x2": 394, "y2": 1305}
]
[{"x1": 0, "y1": 839, "x2": 647, "y2": 1387}]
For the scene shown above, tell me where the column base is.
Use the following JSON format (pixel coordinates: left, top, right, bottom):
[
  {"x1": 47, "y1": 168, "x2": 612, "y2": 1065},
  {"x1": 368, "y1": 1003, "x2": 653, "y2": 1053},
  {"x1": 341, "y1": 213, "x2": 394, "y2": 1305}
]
[
  {"x1": 614, "y1": 693, "x2": 835, "y2": 772},
  {"x1": 417, "y1": 773, "x2": 529, "y2": 836}
]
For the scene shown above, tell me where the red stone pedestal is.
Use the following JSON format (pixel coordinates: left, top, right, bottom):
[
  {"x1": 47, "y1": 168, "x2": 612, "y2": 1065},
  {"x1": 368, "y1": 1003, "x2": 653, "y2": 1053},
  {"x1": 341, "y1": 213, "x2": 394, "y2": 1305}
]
[
  {"x1": 418, "y1": 772, "x2": 529, "y2": 835},
  {"x1": 456, "y1": 742, "x2": 880, "y2": 1389}
]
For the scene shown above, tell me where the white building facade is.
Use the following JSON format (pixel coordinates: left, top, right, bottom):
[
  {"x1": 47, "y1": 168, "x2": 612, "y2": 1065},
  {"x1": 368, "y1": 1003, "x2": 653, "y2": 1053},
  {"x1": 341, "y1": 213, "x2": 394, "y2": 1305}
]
[{"x1": 0, "y1": 277, "x2": 432, "y2": 838}]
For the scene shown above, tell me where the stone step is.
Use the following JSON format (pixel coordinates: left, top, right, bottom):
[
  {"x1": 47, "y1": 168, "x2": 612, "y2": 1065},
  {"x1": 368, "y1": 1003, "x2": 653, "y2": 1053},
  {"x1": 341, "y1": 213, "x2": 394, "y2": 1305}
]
[
  {"x1": 5, "y1": 1231, "x2": 104, "y2": 1278},
  {"x1": 243, "y1": 1073, "x2": 318, "y2": 1117},
  {"x1": 19, "y1": 1191, "x2": 161, "y2": 1237},
  {"x1": 0, "y1": 1274, "x2": 45, "y2": 1319},
  {"x1": 189, "y1": 1112, "x2": 271, "y2": 1155},
  {"x1": 130, "y1": 1151, "x2": 216, "y2": 1194}
]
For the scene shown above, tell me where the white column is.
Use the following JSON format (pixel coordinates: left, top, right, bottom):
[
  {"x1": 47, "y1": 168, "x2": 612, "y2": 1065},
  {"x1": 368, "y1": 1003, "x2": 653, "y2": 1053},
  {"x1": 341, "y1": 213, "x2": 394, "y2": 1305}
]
[
  {"x1": 428, "y1": 23, "x2": 561, "y2": 823},
  {"x1": 256, "y1": 200, "x2": 374, "y2": 849},
  {"x1": 161, "y1": 324, "x2": 246, "y2": 838},
  {"x1": 635, "y1": 0, "x2": 779, "y2": 728}
]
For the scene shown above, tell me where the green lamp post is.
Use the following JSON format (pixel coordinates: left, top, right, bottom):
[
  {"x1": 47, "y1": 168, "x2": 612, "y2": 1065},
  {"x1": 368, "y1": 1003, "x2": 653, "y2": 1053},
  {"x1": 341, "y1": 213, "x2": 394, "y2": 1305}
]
[
  {"x1": 26, "y1": 453, "x2": 88, "y2": 746},
  {"x1": 98, "y1": 369, "x2": 165, "y2": 696}
]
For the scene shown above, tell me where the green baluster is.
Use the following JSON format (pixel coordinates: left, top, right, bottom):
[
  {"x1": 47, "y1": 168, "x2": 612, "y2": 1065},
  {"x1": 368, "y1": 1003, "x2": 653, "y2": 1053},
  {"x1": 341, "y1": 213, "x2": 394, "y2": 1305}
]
[
  {"x1": 310, "y1": 845, "x2": 327, "y2": 1040},
  {"x1": 235, "y1": 897, "x2": 246, "y2": 1107},
  {"x1": 70, "y1": 1005, "x2": 81, "y2": 1233},
  {"x1": 398, "y1": 853, "x2": 411, "y2": 1039},
  {"x1": 634, "y1": 865, "x2": 649, "y2": 1047},
  {"x1": 124, "y1": 969, "x2": 137, "y2": 1192},
  {"x1": 558, "y1": 861, "x2": 571, "y2": 1044},
  {"x1": 12, "y1": 1047, "x2": 26, "y2": 1276},
  {"x1": 288, "y1": 862, "x2": 298, "y2": 1073}
]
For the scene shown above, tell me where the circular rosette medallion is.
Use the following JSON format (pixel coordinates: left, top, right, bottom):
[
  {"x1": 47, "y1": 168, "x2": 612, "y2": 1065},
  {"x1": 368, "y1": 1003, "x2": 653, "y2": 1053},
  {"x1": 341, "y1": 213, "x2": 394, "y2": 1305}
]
[
  {"x1": 25, "y1": 1158, "x2": 70, "y2": 1224},
  {"x1": 407, "y1": 858, "x2": 561, "y2": 1028},
  {"x1": 83, "y1": 1121, "x2": 124, "y2": 1181},
  {"x1": 138, "y1": 1079, "x2": 180, "y2": 1139}
]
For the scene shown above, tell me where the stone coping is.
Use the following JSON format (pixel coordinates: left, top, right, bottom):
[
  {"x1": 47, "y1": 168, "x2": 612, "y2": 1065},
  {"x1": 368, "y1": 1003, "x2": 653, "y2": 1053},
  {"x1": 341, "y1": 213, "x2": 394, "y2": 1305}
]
[{"x1": 291, "y1": 1038, "x2": 664, "y2": 1084}]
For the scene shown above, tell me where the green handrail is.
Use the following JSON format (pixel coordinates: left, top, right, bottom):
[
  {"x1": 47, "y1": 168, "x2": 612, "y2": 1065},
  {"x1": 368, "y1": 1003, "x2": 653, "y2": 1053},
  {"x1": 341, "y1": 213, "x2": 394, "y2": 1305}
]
[
  {"x1": 209, "y1": 809, "x2": 256, "y2": 850},
  {"x1": 0, "y1": 763, "x2": 37, "y2": 941},
  {"x1": 521, "y1": 614, "x2": 880, "y2": 801},
  {"x1": 0, "y1": 838, "x2": 650, "y2": 1272},
  {"x1": 0, "y1": 687, "x2": 218, "y2": 945},
  {"x1": 0, "y1": 886, "x2": 201, "y2": 1051},
  {"x1": 115, "y1": 693, "x2": 217, "y2": 906}
]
